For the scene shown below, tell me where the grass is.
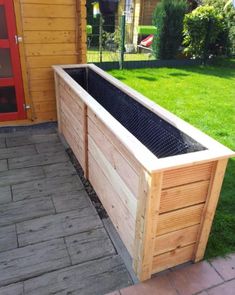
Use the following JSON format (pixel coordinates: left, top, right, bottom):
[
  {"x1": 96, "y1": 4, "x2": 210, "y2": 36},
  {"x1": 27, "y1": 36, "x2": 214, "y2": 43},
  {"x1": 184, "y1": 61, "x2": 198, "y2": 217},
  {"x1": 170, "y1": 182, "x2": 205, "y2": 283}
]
[{"x1": 109, "y1": 59, "x2": 235, "y2": 259}]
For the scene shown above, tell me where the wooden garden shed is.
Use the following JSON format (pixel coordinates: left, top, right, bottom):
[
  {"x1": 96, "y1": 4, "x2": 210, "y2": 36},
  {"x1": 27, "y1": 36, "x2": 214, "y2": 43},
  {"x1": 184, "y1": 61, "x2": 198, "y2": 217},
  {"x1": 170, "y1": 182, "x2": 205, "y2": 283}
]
[{"x1": 0, "y1": 0, "x2": 86, "y2": 125}]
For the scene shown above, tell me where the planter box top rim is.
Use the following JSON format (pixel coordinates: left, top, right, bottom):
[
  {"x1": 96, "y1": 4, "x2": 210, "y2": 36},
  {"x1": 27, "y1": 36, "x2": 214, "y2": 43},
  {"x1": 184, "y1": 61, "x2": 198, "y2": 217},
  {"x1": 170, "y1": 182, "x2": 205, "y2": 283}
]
[{"x1": 53, "y1": 64, "x2": 235, "y2": 172}]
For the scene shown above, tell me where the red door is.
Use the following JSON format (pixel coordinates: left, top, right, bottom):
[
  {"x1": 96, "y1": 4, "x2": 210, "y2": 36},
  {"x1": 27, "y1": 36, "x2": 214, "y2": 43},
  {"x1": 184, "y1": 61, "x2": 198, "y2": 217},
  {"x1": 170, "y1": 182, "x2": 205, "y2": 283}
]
[{"x1": 0, "y1": 0, "x2": 26, "y2": 121}]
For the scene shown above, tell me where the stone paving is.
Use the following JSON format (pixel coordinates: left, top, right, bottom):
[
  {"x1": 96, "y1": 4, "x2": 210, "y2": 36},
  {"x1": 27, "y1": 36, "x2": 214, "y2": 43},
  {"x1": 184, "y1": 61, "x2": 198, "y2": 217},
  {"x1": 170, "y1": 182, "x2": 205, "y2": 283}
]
[
  {"x1": 0, "y1": 125, "x2": 132, "y2": 295},
  {"x1": 108, "y1": 254, "x2": 235, "y2": 295}
]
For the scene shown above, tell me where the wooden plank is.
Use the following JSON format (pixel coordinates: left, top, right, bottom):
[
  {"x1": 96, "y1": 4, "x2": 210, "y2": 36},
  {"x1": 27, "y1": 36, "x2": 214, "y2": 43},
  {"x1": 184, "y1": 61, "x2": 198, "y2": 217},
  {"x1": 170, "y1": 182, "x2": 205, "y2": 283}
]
[
  {"x1": 22, "y1": 4, "x2": 76, "y2": 18},
  {"x1": 0, "y1": 197, "x2": 55, "y2": 226},
  {"x1": 0, "y1": 145, "x2": 36, "y2": 159},
  {"x1": 160, "y1": 180, "x2": 209, "y2": 213},
  {"x1": 24, "y1": 255, "x2": 132, "y2": 295},
  {"x1": 27, "y1": 55, "x2": 77, "y2": 68},
  {"x1": 0, "y1": 238, "x2": 70, "y2": 287},
  {"x1": 16, "y1": 208, "x2": 102, "y2": 247},
  {"x1": 29, "y1": 79, "x2": 54, "y2": 92},
  {"x1": 162, "y1": 162, "x2": 214, "y2": 189},
  {"x1": 88, "y1": 117, "x2": 139, "y2": 197},
  {"x1": 133, "y1": 171, "x2": 163, "y2": 281},
  {"x1": 0, "y1": 225, "x2": 17, "y2": 253},
  {"x1": 154, "y1": 225, "x2": 199, "y2": 256},
  {"x1": 152, "y1": 244, "x2": 195, "y2": 274},
  {"x1": 30, "y1": 90, "x2": 55, "y2": 102},
  {"x1": 88, "y1": 108, "x2": 141, "y2": 174},
  {"x1": 34, "y1": 110, "x2": 57, "y2": 121},
  {"x1": 0, "y1": 283, "x2": 24, "y2": 295},
  {"x1": 0, "y1": 187, "x2": 11, "y2": 204},
  {"x1": 0, "y1": 166, "x2": 44, "y2": 187},
  {"x1": 194, "y1": 159, "x2": 228, "y2": 262},
  {"x1": 34, "y1": 101, "x2": 56, "y2": 113},
  {"x1": 8, "y1": 151, "x2": 68, "y2": 169},
  {"x1": 65, "y1": 228, "x2": 116, "y2": 265},
  {"x1": 59, "y1": 79, "x2": 84, "y2": 110},
  {"x1": 157, "y1": 204, "x2": 204, "y2": 236},
  {"x1": 21, "y1": 1, "x2": 75, "y2": 6},
  {"x1": 89, "y1": 153, "x2": 135, "y2": 256},
  {"x1": 12, "y1": 175, "x2": 83, "y2": 201},
  {"x1": 24, "y1": 30, "x2": 76, "y2": 44},
  {"x1": 25, "y1": 43, "x2": 77, "y2": 57},
  {"x1": 23, "y1": 17, "x2": 76, "y2": 31},
  {"x1": 28, "y1": 68, "x2": 53, "y2": 80},
  {"x1": 89, "y1": 137, "x2": 137, "y2": 219}
]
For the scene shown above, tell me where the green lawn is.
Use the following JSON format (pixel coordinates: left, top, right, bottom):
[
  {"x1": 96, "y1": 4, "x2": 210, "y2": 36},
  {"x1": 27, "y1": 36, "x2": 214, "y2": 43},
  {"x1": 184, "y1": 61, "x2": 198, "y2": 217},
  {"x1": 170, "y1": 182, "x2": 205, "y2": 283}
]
[{"x1": 109, "y1": 59, "x2": 235, "y2": 259}]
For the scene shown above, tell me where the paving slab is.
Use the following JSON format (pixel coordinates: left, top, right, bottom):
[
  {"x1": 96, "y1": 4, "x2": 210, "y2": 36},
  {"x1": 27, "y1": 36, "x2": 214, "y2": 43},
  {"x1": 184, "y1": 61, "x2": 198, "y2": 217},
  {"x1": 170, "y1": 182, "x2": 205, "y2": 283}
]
[
  {"x1": 0, "y1": 283, "x2": 24, "y2": 295},
  {"x1": 24, "y1": 255, "x2": 132, "y2": 295},
  {"x1": 17, "y1": 208, "x2": 102, "y2": 247},
  {"x1": 0, "y1": 197, "x2": 55, "y2": 226},
  {"x1": 12, "y1": 175, "x2": 83, "y2": 201},
  {"x1": 0, "y1": 145, "x2": 36, "y2": 160},
  {"x1": 168, "y1": 261, "x2": 223, "y2": 295},
  {"x1": 0, "y1": 225, "x2": 17, "y2": 252},
  {"x1": 43, "y1": 161, "x2": 77, "y2": 178},
  {"x1": 35, "y1": 141, "x2": 65, "y2": 153},
  {"x1": 0, "y1": 187, "x2": 12, "y2": 204},
  {"x1": 65, "y1": 228, "x2": 116, "y2": 265},
  {"x1": 210, "y1": 254, "x2": 235, "y2": 280},
  {"x1": 0, "y1": 166, "x2": 44, "y2": 187},
  {"x1": 0, "y1": 159, "x2": 8, "y2": 172},
  {"x1": 8, "y1": 151, "x2": 69, "y2": 169},
  {"x1": 0, "y1": 137, "x2": 6, "y2": 148},
  {"x1": 207, "y1": 279, "x2": 235, "y2": 295},
  {"x1": 53, "y1": 190, "x2": 92, "y2": 213},
  {"x1": 0, "y1": 238, "x2": 70, "y2": 287},
  {"x1": 6, "y1": 133, "x2": 59, "y2": 147}
]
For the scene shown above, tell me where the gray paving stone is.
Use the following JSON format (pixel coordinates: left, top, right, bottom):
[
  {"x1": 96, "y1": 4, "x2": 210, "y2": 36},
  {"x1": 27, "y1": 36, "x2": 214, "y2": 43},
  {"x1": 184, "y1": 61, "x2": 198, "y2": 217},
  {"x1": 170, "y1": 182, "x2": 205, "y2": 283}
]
[
  {"x1": 0, "y1": 137, "x2": 6, "y2": 148},
  {"x1": 24, "y1": 255, "x2": 132, "y2": 295},
  {"x1": 0, "y1": 238, "x2": 70, "y2": 287},
  {"x1": 6, "y1": 133, "x2": 59, "y2": 147},
  {"x1": 0, "y1": 197, "x2": 55, "y2": 226},
  {"x1": 0, "y1": 145, "x2": 36, "y2": 160},
  {"x1": 0, "y1": 159, "x2": 8, "y2": 172},
  {"x1": 65, "y1": 228, "x2": 116, "y2": 265},
  {"x1": 53, "y1": 190, "x2": 91, "y2": 213},
  {"x1": 35, "y1": 141, "x2": 65, "y2": 154},
  {"x1": 43, "y1": 161, "x2": 77, "y2": 178},
  {"x1": 0, "y1": 225, "x2": 17, "y2": 252},
  {"x1": 0, "y1": 166, "x2": 44, "y2": 187},
  {"x1": 17, "y1": 208, "x2": 102, "y2": 247},
  {"x1": 8, "y1": 151, "x2": 68, "y2": 169},
  {"x1": 0, "y1": 283, "x2": 24, "y2": 295},
  {"x1": 0, "y1": 187, "x2": 11, "y2": 204},
  {"x1": 12, "y1": 175, "x2": 83, "y2": 201}
]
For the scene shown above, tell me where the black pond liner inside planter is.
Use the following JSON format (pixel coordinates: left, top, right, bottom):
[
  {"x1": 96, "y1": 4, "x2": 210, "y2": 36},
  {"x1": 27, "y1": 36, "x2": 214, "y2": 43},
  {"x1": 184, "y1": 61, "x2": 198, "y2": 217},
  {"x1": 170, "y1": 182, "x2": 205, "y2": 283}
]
[
  {"x1": 65, "y1": 68, "x2": 206, "y2": 159},
  {"x1": 99, "y1": 0, "x2": 119, "y2": 15}
]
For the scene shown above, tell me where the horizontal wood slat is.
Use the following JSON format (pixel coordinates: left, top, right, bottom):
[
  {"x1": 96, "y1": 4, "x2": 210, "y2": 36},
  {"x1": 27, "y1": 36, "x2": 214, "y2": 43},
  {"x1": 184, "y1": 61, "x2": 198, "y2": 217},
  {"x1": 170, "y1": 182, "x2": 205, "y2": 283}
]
[
  {"x1": 157, "y1": 204, "x2": 204, "y2": 236},
  {"x1": 162, "y1": 162, "x2": 214, "y2": 189},
  {"x1": 25, "y1": 43, "x2": 77, "y2": 56},
  {"x1": 22, "y1": 4, "x2": 76, "y2": 18},
  {"x1": 24, "y1": 31, "x2": 76, "y2": 44},
  {"x1": 152, "y1": 244, "x2": 195, "y2": 273},
  {"x1": 154, "y1": 225, "x2": 199, "y2": 256},
  {"x1": 23, "y1": 18, "x2": 76, "y2": 31},
  {"x1": 160, "y1": 180, "x2": 209, "y2": 213}
]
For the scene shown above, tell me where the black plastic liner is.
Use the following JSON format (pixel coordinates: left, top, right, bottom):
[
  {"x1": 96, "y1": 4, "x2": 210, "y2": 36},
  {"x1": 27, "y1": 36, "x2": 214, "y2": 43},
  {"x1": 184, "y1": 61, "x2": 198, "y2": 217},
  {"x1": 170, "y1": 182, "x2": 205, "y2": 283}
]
[{"x1": 65, "y1": 67, "x2": 206, "y2": 159}]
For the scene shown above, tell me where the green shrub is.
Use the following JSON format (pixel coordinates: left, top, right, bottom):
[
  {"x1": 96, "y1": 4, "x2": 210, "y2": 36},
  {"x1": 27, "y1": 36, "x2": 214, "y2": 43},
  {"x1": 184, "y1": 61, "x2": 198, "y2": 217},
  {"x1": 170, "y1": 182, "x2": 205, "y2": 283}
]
[
  {"x1": 183, "y1": 5, "x2": 225, "y2": 63},
  {"x1": 152, "y1": 0, "x2": 188, "y2": 59},
  {"x1": 202, "y1": 0, "x2": 235, "y2": 54}
]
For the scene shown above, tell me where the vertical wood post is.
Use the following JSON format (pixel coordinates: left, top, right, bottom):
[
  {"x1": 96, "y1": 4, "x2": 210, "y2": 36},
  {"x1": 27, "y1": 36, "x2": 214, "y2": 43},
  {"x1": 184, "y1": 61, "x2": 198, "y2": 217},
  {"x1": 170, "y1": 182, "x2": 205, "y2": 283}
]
[
  {"x1": 133, "y1": 170, "x2": 163, "y2": 281},
  {"x1": 76, "y1": 0, "x2": 87, "y2": 63},
  {"x1": 194, "y1": 159, "x2": 228, "y2": 262}
]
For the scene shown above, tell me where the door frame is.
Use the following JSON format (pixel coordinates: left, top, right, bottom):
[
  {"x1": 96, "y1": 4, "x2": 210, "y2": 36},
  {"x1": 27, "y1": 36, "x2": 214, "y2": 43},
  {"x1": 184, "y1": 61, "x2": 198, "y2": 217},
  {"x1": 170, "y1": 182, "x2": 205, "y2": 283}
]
[{"x1": 0, "y1": 0, "x2": 26, "y2": 121}]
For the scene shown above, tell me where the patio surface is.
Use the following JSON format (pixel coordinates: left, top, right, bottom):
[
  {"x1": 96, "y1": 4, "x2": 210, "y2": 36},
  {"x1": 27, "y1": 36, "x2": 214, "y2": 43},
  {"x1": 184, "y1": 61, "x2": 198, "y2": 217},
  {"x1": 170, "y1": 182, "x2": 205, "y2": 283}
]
[{"x1": 0, "y1": 124, "x2": 132, "y2": 295}]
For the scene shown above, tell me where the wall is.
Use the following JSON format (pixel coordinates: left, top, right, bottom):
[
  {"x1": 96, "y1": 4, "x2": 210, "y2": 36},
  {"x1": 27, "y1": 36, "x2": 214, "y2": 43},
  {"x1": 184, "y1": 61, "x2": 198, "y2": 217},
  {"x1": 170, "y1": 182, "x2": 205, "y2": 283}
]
[
  {"x1": 140, "y1": 0, "x2": 159, "y2": 25},
  {"x1": 12, "y1": 0, "x2": 86, "y2": 124}
]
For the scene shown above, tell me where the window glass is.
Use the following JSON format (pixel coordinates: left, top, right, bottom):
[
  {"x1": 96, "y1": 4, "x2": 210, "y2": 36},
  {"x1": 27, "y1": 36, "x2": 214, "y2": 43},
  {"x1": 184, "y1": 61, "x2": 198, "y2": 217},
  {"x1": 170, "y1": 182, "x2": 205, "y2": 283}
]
[
  {"x1": 0, "y1": 6, "x2": 8, "y2": 39},
  {"x1": 0, "y1": 87, "x2": 17, "y2": 113},
  {"x1": 0, "y1": 48, "x2": 13, "y2": 78}
]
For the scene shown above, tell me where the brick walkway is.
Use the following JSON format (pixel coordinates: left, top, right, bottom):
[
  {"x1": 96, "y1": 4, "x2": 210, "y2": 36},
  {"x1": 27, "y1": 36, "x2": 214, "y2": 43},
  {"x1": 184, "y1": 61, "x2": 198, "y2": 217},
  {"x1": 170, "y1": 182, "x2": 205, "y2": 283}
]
[
  {"x1": 108, "y1": 254, "x2": 235, "y2": 295},
  {"x1": 0, "y1": 125, "x2": 132, "y2": 295}
]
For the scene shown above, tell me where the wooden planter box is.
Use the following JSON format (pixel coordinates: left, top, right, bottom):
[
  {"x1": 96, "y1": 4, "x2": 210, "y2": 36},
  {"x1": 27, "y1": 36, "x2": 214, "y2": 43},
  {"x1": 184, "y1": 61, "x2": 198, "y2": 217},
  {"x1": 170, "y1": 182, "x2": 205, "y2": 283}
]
[{"x1": 53, "y1": 64, "x2": 234, "y2": 281}]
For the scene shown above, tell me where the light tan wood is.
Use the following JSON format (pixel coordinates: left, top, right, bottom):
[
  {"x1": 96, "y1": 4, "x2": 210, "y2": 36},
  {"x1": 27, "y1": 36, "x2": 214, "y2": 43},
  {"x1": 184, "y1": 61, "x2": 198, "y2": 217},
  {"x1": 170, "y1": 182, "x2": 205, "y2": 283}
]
[
  {"x1": 133, "y1": 171, "x2": 163, "y2": 281},
  {"x1": 30, "y1": 90, "x2": 55, "y2": 102},
  {"x1": 89, "y1": 153, "x2": 135, "y2": 256},
  {"x1": 162, "y1": 162, "x2": 214, "y2": 189},
  {"x1": 25, "y1": 43, "x2": 77, "y2": 56},
  {"x1": 154, "y1": 225, "x2": 199, "y2": 255},
  {"x1": 54, "y1": 73, "x2": 61, "y2": 133},
  {"x1": 23, "y1": 31, "x2": 76, "y2": 44},
  {"x1": 160, "y1": 180, "x2": 209, "y2": 213},
  {"x1": 23, "y1": 17, "x2": 76, "y2": 31},
  {"x1": 157, "y1": 204, "x2": 204, "y2": 236},
  {"x1": 152, "y1": 244, "x2": 195, "y2": 273},
  {"x1": 194, "y1": 159, "x2": 229, "y2": 262},
  {"x1": 22, "y1": 4, "x2": 76, "y2": 18},
  {"x1": 29, "y1": 79, "x2": 54, "y2": 92},
  {"x1": 21, "y1": 0, "x2": 75, "y2": 4},
  {"x1": 88, "y1": 115, "x2": 139, "y2": 197}
]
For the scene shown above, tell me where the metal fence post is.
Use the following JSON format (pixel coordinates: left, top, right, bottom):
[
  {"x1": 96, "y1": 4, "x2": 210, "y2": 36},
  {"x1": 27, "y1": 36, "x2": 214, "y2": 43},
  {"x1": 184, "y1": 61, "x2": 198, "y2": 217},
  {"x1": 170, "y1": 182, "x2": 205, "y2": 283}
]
[
  {"x1": 99, "y1": 14, "x2": 103, "y2": 63},
  {"x1": 119, "y1": 13, "x2": 126, "y2": 70}
]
